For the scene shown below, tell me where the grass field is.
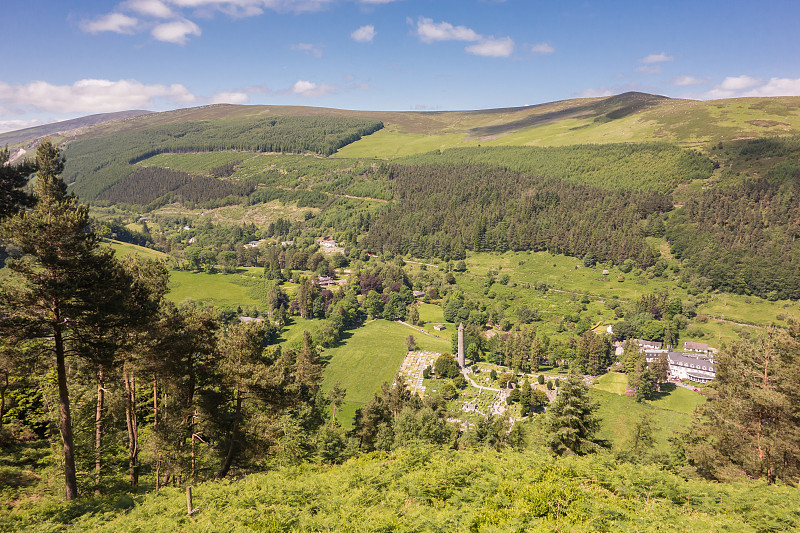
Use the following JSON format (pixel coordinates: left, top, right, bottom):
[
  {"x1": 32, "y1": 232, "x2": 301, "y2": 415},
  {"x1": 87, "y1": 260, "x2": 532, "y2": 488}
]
[
  {"x1": 593, "y1": 372, "x2": 628, "y2": 395},
  {"x1": 647, "y1": 383, "x2": 707, "y2": 414},
  {"x1": 591, "y1": 389, "x2": 692, "y2": 455},
  {"x1": 592, "y1": 372, "x2": 706, "y2": 416},
  {"x1": 166, "y1": 270, "x2": 261, "y2": 308},
  {"x1": 333, "y1": 129, "x2": 472, "y2": 159},
  {"x1": 321, "y1": 320, "x2": 451, "y2": 426},
  {"x1": 416, "y1": 302, "x2": 450, "y2": 337},
  {"x1": 104, "y1": 239, "x2": 169, "y2": 260}
]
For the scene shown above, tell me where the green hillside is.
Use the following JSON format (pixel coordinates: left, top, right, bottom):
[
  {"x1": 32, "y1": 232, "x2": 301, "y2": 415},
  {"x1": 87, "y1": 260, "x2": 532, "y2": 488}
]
[{"x1": 4, "y1": 447, "x2": 797, "y2": 532}]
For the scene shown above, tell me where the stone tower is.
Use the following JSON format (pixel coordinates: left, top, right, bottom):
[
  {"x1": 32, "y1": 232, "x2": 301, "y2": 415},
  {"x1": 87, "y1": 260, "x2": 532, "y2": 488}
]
[{"x1": 457, "y1": 322, "x2": 465, "y2": 368}]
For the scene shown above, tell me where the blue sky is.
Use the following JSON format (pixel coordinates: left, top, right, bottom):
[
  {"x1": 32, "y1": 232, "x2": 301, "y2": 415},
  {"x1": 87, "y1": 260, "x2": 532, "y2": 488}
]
[{"x1": 2, "y1": 0, "x2": 800, "y2": 132}]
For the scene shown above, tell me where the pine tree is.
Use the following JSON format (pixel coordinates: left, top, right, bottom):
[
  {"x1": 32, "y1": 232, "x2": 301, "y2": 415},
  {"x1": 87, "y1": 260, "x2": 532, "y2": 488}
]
[
  {"x1": 0, "y1": 139, "x2": 127, "y2": 500},
  {"x1": 687, "y1": 327, "x2": 800, "y2": 484},
  {"x1": 0, "y1": 145, "x2": 36, "y2": 220},
  {"x1": 546, "y1": 372, "x2": 604, "y2": 456}
]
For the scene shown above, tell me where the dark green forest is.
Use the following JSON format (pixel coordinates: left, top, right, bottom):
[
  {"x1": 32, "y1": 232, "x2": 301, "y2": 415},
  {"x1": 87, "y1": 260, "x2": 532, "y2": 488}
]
[
  {"x1": 62, "y1": 115, "x2": 383, "y2": 199},
  {"x1": 96, "y1": 167, "x2": 256, "y2": 209},
  {"x1": 363, "y1": 164, "x2": 670, "y2": 265}
]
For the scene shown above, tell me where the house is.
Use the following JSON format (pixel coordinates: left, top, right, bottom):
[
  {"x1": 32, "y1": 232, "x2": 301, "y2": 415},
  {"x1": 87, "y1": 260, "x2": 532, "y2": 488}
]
[
  {"x1": 412, "y1": 290, "x2": 425, "y2": 298},
  {"x1": 280, "y1": 240, "x2": 294, "y2": 246},
  {"x1": 245, "y1": 239, "x2": 265, "y2": 248},
  {"x1": 668, "y1": 351, "x2": 716, "y2": 383},
  {"x1": 433, "y1": 324, "x2": 446, "y2": 331},
  {"x1": 634, "y1": 339, "x2": 662, "y2": 350},
  {"x1": 684, "y1": 341, "x2": 711, "y2": 353},
  {"x1": 317, "y1": 237, "x2": 337, "y2": 248},
  {"x1": 238, "y1": 316, "x2": 264, "y2": 323},
  {"x1": 316, "y1": 276, "x2": 336, "y2": 287}
]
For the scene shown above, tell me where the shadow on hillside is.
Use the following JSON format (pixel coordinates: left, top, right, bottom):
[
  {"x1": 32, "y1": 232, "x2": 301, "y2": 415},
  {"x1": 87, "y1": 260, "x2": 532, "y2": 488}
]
[{"x1": 650, "y1": 382, "x2": 677, "y2": 400}]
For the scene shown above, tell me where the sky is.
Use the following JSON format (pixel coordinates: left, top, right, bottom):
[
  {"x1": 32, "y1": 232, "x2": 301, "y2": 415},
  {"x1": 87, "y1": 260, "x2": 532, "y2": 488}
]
[{"x1": 2, "y1": 0, "x2": 800, "y2": 133}]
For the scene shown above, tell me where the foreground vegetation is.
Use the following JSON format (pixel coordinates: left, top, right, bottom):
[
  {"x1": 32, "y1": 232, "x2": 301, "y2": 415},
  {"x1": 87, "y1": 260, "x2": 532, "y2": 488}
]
[{"x1": 2, "y1": 446, "x2": 798, "y2": 532}]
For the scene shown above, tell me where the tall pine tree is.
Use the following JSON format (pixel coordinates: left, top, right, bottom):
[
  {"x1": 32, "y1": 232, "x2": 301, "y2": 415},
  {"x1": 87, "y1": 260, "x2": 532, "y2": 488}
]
[{"x1": 0, "y1": 139, "x2": 127, "y2": 499}]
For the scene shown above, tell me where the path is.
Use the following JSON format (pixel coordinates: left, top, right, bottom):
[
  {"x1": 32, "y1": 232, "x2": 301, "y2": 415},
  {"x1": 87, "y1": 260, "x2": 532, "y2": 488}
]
[{"x1": 396, "y1": 320, "x2": 444, "y2": 339}]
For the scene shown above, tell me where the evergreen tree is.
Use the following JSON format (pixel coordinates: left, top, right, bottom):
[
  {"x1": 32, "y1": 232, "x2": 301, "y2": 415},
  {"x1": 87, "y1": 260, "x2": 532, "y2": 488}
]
[
  {"x1": 0, "y1": 145, "x2": 36, "y2": 220},
  {"x1": 686, "y1": 327, "x2": 800, "y2": 484},
  {"x1": 546, "y1": 372, "x2": 604, "y2": 456},
  {"x1": 632, "y1": 357, "x2": 657, "y2": 402},
  {"x1": 0, "y1": 140, "x2": 128, "y2": 499}
]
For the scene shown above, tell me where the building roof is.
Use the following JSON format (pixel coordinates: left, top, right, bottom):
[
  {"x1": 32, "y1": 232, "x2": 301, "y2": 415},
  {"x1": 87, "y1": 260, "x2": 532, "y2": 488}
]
[
  {"x1": 635, "y1": 338, "x2": 662, "y2": 349},
  {"x1": 668, "y1": 351, "x2": 716, "y2": 373},
  {"x1": 684, "y1": 341, "x2": 710, "y2": 351}
]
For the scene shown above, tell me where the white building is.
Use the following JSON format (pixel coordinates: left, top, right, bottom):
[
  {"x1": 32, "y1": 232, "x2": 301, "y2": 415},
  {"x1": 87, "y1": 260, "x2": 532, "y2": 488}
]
[{"x1": 668, "y1": 351, "x2": 716, "y2": 383}]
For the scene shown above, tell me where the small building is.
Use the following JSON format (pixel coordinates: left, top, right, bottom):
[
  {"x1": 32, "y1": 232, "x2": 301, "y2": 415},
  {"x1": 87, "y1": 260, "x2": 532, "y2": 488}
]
[
  {"x1": 634, "y1": 338, "x2": 662, "y2": 350},
  {"x1": 412, "y1": 290, "x2": 425, "y2": 298},
  {"x1": 684, "y1": 341, "x2": 711, "y2": 353},
  {"x1": 433, "y1": 324, "x2": 446, "y2": 331},
  {"x1": 317, "y1": 276, "x2": 336, "y2": 287},
  {"x1": 280, "y1": 240, "x2": 294, "y2": 246},
  {"x1": 238, "y1": 316, "x2": 264, "y2": 323}
]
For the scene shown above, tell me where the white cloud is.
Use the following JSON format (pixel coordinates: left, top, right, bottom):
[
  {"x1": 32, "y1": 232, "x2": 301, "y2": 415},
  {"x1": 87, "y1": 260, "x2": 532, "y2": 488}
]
[
  {"x1": 351, "y1": 24, "x2": 376, "y2": 43},
  {"x1": 123, "y1": 0, "x2": 174, "y2": 18},
  {"x1": 412, "y1": 17, "x2": 514, "y2": 58},
  {"x1": 81, "y1": 13, "x2": 140, "y2": 34},
  {"x1": 530, "y1": 42, "x2": 554, "y2": 55},
  {"x1": 466, "y1": 37, "x2": 514, "y2": 58},
  {"x1": 151, "y1": 18, "x2": 201, "y2": 44},
  {"x1": 291, "y1": 80, "x2": 338, "y2": 97},
  {"x1": 167, "y1": 0, "x2": 334, "y2": 15},
  {"x1": 750, "y1": 77, "x2": 800, "y2": 96},
  {"x1": 210, "y1": 90, "x2": 249, "y2": 104},
  {"x1": 414, "y1": 17, "x2": 481, "y2": 43},
  {"x1": 291, "y1": 42, "x2": 322, "y2": 57},
  {"x1": 700, "y1": 75, "x2": 800, "y2": 99},
  {"x1": 671, "y1": 75, "x2": 709, "y2": 86},
  {"x1": 0, "y1": 79, "x2": 196, "y2": 114},
  {"x1": 635, "y1": 65, "x2": 661, "y2": 74},
  {"x1": 719, "y1": 74, "x2": 761, "y2": 91},
  {"x1": 0, "y1": 119, "x2": 43, "y2": 134},
  {"x1": 640, "y1": 52, "x2": 673, "y2": 64},
  {"x1": 81, "y1": 1, "x2": 336, "y2": 43}
]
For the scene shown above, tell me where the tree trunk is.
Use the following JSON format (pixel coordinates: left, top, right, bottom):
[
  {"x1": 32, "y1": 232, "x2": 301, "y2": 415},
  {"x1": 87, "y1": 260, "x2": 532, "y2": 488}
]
[
  {"x1": 54, "y1": 326, "x2": 78, "y2": 500},
  {"x1": 153, "y1": 375, "x2": 158, "y2": 429},
  {"x1": 94, "y1": 366, "x2": 104, "y2": 495},
  {"x1": 123, "y1": 367, "x2": 139, "y2": 488},
  {"x1": 0, "y1": 369, "x2": 8, "y2": 432},
  {"x1": 216, "y1": 388, "x2": 242, "y2": 479}
]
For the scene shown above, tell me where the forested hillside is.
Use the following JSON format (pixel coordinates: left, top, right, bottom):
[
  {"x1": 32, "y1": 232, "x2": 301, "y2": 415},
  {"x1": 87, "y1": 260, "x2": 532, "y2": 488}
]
[
  {"x1": 396, "y1": 143, "x2": 713, "y2": 192},
  {"x1": 668, "y1": 135, "x2": 800, "y2": 299},
  {"x1": 364, "y1": 164, "x2": 670, "y2": 265},
  {"x1": 63, "y1": 115, "x2": 383, "y2": 199}
]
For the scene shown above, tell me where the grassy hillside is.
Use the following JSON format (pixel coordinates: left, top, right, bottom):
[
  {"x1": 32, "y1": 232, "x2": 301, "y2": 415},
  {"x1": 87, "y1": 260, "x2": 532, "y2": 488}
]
[{"x1": 4, "y1": 447, "x2": 797, "y2": 532}]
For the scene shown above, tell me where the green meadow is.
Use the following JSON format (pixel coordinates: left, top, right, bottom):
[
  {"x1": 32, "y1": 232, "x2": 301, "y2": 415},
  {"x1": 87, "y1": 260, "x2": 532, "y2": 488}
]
[
  {"x1": 104, "y1": 239, "x2": 169, "y2": 260},
  {"x1": 321, "y1": 320, "x2": 450, "y2": 426},
  {"x1": 166, "y1": 270, "x2": 261, "y2": 308},
  {"x1": 333, "y1": 129, "x2": 472, "y2": 159}
]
